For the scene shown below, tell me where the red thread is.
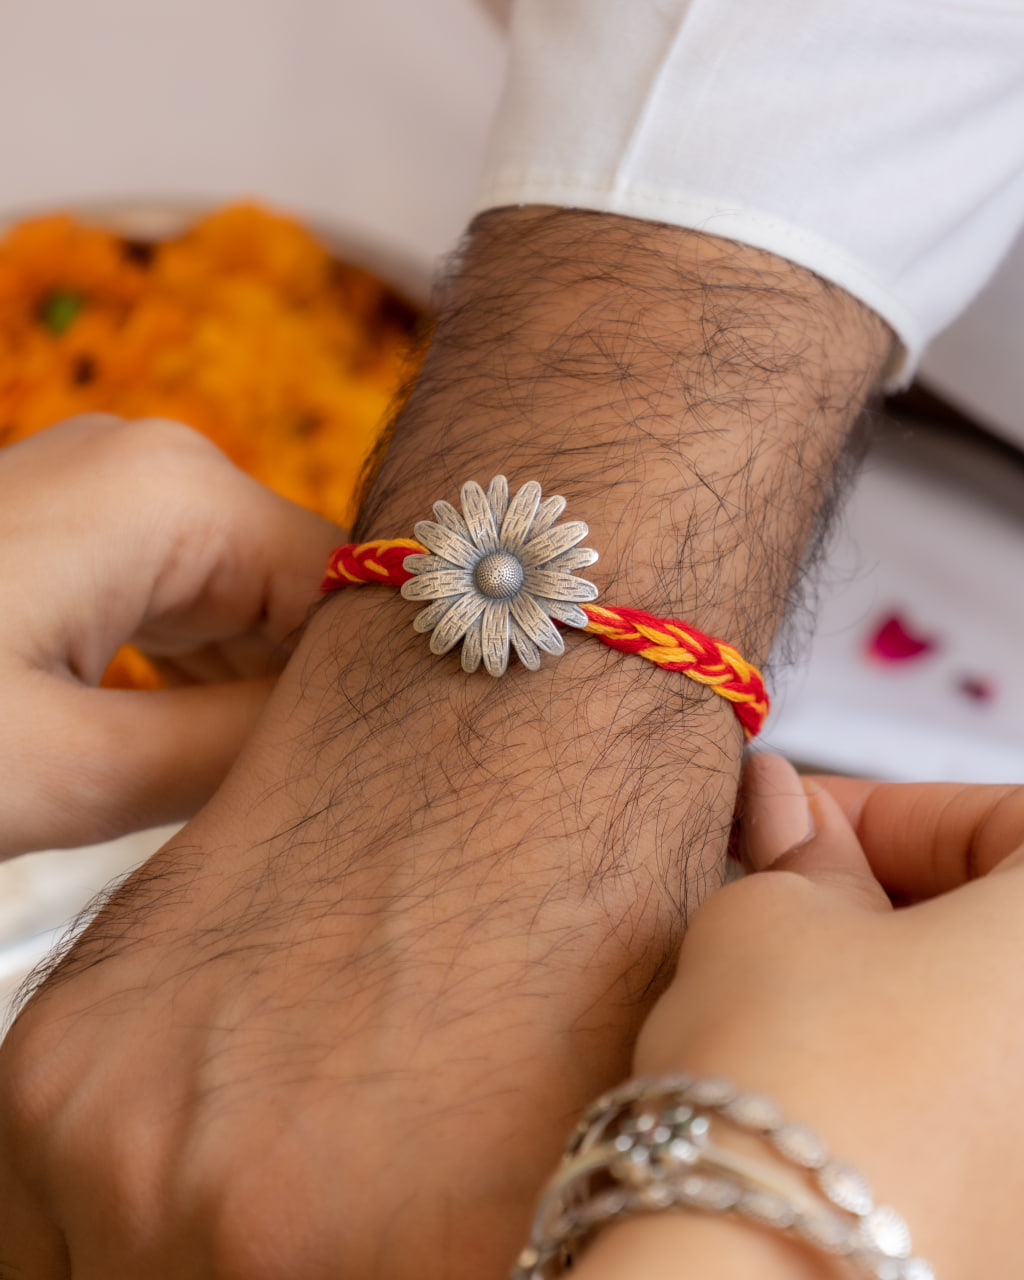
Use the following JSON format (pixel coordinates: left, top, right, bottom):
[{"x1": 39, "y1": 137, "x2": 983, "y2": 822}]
[
  {"x1": 322, "y1": 539, "x2": 422, "y2": 589},
  {"x1": 321, "y1": 541, "x2": 769, "y2": 738}
]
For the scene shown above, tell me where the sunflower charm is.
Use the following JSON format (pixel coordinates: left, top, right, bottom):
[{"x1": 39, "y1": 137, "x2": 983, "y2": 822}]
[{"x1": 400, "y1": 476, "x2": 599, "y2": 676}]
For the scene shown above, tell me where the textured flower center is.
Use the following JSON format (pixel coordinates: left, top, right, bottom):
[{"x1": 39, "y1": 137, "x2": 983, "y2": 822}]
[{"x1": 473, "y1": 551, "x2": 524, "y2": 600}]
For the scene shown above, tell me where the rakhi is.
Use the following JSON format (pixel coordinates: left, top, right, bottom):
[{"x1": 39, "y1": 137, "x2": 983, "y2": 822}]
[{"x1": 321, "y1": 477, "x2": 769, "y2": 738}]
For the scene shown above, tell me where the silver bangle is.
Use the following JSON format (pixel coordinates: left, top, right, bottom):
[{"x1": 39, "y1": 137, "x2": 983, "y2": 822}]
[{"x1": 513, "y1": 1074, "x2": 935, "y2": 1280}]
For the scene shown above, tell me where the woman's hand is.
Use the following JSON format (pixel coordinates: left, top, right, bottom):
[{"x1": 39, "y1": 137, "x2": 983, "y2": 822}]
[
  {"x1": 0, "y1": 414, "x2": 341, "y2": 856},
  {"x1": 572, "y1": 758, "x2": 1024, "y2": 1279}
]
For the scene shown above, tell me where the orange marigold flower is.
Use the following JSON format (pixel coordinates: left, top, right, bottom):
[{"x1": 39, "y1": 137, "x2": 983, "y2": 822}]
[
  {"x1": 0, "y1": 214, "x2": 145, "y2": 318},
  {"x1": 154, "y1": 203, "x2": 331, "y2": 305}
]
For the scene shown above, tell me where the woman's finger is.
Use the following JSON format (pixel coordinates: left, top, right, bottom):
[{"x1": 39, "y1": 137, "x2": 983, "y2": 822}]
[
  {"x1": 740, "y1": 754, "x2": 891, "y2": 913},
  {"x1": 810, "y1": 775, "x2": 1024, "y2": 896},
  {"x1": 1, "y1": 675, "x2": 273, "y2": 857},
  {"x1": 0, "y1": 416, "x2": 341, "y2": 682}
]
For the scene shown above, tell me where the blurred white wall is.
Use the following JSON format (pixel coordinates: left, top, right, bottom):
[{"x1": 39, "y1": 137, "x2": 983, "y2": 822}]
[{"x1": 0, "y1": 0, "x2": 506, "y2": 269}]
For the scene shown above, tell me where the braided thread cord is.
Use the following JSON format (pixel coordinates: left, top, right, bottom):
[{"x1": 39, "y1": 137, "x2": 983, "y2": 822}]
[{"x1": 322, "y1": 540, "x2": 769, "y2": 738}]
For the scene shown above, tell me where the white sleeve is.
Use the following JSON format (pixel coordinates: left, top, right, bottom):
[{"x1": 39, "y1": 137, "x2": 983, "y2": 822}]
[{"x1": 473, "y1": 0, "x2": 1024, "y2": 385}]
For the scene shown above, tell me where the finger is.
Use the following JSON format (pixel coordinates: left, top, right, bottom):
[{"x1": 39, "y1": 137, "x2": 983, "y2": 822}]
[
  {"x1": 1, "y1": 417, "x2": 341, "y2": 680},
  {"x1": 740, "y1": 754, "x2": 891, "y2": 913},
  {"x1": 809, "y1": 775, "x2": 1024, "y2": 897},
  {"x1": 3, "y1": 675, "x2": 273, "y2": 856},
  {"x1": 738, "y1": 753, "x2": 814, "y2": 870},
  {"x1": 126, "y1": 425, "x2": 343, "y2": 655}
]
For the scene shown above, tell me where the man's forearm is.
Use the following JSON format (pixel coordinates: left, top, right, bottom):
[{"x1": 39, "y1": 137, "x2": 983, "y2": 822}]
[
  {"x1": 43, "y1": 208, "x2": 892, "y2": 1083},
  {"x1": 359, "y1": 209, "x2": 888, "y2": 637},
  {"x1": 167, "y1": 208, "x2": 893, "y2": 1081},
  {"x1": 257, "y1": 208, "x2": 890, "y2": 932}
]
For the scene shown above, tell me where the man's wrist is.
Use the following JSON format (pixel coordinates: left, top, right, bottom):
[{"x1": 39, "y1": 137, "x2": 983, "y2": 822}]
[
  {"x1": 356, "y1": 207, "x2": 891, "y2": 653},
  {"x1": 206, "y1": 206, "x2": 891, "y2": 972}
]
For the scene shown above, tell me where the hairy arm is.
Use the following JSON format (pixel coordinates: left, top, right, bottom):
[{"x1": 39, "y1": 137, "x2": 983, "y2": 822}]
[
  {"x1": 256, "y1": 204, "x2": 887, "y2": 964},
  {"x1": 0, "y1": 209, "x2": 890, "y2": 1279},
  {"x1": 270, "y1": 203, "x2": 888, "y2": 941}
]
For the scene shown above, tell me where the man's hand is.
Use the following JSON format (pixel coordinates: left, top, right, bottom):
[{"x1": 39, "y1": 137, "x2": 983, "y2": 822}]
[
  {"x1": 0, "y1": 415, "x2": 340, "y2": 855},
  {"x1": 0, "y1": 213, "x2": 890, "y2": 1278}
]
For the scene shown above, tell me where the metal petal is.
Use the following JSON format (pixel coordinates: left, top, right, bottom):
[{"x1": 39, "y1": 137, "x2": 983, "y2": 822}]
[
  {"x1": 403, "y1": 553, "x2": 434, "y2": 575},
  {"x1": 400, "y1": 568, "x2": 473, "y2": 601},
  {"x1": 461, "y1": 616, "x2": 484, "y2": 673},
  {"x1": 406, "y1": 554, "x2": 462, "y2": 575},
  {"x1": 510, "y1": 619, "x2": 542, "y2": 671},
  {"x1": 531, "y1": 595, "x2": 589, "y2": 629},
  {"x1": 486, "y1": 475, "x2": 509, "y2": 525},
  {"x1": 432, "y1": 499, "x2": 472, "y2": 539},
  {"x1": 461, "y1": 481, "x2": 499, "y2": 552},
  {"x1": 481, "y1": 601, "x2": 511, "y2": 676},
  {"x1": 522, "y1": 568, "x2": 599, "y2": 603},
  {"x1": 412, "y1": 597, "x2": 455, "y2": 633},
  {"x1": 529, "y1": 494, "x2": 567, "y2": 538},
  {"x1": 520, "y1": 521, "x2": 590, "y2": 568},
  {"x1": 499, "y1": 480, "x2": 542, "y2": 553},
  {"x1": 547, "y1": 547, "x2": 599, "y2": 572},
  {"x1": 428, "y1": 593, "x2": 488, "y2": 655},
  {"x1": 511, "y1": 592, "x2": 564, "y2": 656},
  {"x1": 413, "y1": 520, "x2": 478, "y2": 568}
]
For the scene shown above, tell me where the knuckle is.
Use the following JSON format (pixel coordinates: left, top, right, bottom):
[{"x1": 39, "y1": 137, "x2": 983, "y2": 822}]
[{"x1": 99, "y1": 413, "x2": 219, "y2": 471}]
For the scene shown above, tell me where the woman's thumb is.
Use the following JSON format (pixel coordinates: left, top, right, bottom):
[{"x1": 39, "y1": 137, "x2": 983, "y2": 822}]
[{"x1": 739, "y1": 754, "x2": 891, "y2": 911}]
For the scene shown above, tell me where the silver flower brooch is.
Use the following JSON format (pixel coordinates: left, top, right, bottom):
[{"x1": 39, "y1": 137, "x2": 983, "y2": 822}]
[{"x1": 400, "y1": 476, "x2": 599, "y2": 676}]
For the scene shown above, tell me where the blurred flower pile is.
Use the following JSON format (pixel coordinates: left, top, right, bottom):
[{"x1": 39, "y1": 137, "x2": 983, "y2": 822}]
[
  {"x1": 0, "y1": 202, "x2": 423, "y2": 687},
  {"x1": 0, "y1": 202, "x2": 422, "y2": 523}
]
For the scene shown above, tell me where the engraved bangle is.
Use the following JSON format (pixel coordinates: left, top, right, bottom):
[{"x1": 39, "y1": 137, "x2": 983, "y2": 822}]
[{"x1": 513, "y1": 1074, "x2": 935, "y2": 1280}]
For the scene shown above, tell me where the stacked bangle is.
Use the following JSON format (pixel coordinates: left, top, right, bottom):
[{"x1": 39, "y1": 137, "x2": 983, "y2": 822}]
[{"x1": 513, "y1": 1074, "x2": 934, "y2": 1280}]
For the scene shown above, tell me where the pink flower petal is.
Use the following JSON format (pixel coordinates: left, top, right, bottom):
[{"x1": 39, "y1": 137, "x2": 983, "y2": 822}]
[
  {"x1": 956, "y1": 675, "x2": 996, "y2": 703},
  {"x1": 866, "y1": 612, "x2": 939, "y2": 664}
]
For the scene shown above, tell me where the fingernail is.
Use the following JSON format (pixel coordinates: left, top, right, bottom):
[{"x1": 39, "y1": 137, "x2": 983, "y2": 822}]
[{"x1": 740, "y1": 754, "x2": 815, "y2": 870}]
